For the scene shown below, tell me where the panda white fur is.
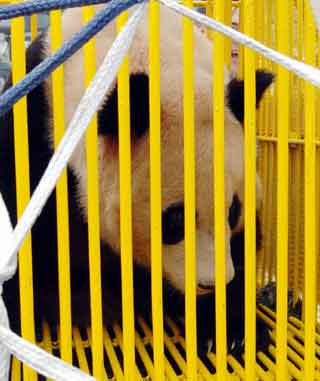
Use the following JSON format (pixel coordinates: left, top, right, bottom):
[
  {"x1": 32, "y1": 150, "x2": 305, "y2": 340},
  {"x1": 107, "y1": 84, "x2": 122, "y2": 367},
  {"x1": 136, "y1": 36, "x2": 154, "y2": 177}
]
[{"x1": 0, "y1": 3, "x2": 274, "y2": 357}]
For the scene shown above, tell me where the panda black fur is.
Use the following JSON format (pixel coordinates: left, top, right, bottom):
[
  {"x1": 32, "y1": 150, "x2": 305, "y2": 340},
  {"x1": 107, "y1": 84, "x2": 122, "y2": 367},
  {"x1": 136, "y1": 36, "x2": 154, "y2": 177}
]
[{"x1": 0, "y1": 4, "x2": 274, "y2": 358}]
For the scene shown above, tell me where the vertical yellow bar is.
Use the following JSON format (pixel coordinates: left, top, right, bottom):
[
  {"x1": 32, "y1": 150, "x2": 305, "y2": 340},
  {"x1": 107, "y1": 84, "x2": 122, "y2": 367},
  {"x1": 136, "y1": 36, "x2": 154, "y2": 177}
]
[
  {"x1": 116, "y1": 11, "x2": 136, "y2": 381},
  {"x1": 276, "y1": 0, "x2": 289, "y2": 378},
  {"x1": 255, "y1": 0, "x2": 265, "y2": 289},
  {"x1": 206, "y1": 0, "x2": 213, "y2": 40},
  {"x1": 317, "y1": 33, "x2": 320, "y2": 307},
  {"x1": 224, "y1": 0, "x2": 231, "y2": 70},
  {"x1": 260, "y1": 0, "x2": 270, "y2": 286},
  {"x1": 182, "y1": 2, "x2": 197, "y2": 380},
  {"x1": 237, "y1": 4, "x2": 244, "y2": 77},
  {"x1": 304, "y1": 3, "x2": 316, "y2": 380},
  {"x1": 213, "y1": 0, "x2": 227, "y2": 380},
  {"x1": 30, "y1": 15, "x2": 37, "y2": 41},
  {"x1": 49, "y1": 10, "x2": 72, "y2": 363},
  {"x1": 243, "y1": 0, "x2": 256, "y2": 379},
  {"x1": 82, "y1": 6, "x2": 104, "y2": 380},
  {"x1": 149, "y1": 2, "x2": 165, "y2": 381},
  {"x1": 11, "y1": 12, "x2": 36, "y2": 381},
  {"x1": 292, "y1": 0, "x2": 303, "y2": 303},
  {"x1": 255, "y1": 0, "x2": 263, "y2": 69}
]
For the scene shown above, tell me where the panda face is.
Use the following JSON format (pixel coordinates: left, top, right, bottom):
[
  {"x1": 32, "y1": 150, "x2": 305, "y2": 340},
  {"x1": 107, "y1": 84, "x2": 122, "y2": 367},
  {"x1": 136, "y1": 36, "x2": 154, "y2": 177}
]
[
  {"x1": 91, "y1": 82, "x2": 245, "y2": 295},
  {"x1": 53, "y1": 3, "x2": 273, "y2": 297}
]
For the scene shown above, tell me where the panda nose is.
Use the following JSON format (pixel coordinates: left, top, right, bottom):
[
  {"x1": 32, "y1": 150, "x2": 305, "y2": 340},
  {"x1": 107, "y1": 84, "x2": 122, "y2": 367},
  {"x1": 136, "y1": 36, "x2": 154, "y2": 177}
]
[
  {"x1": 198, "y1": 283, "x2": 214, "y2": 290},
  {"x1": 197, "y1": 284, "x2": 214, "y2": 295}
]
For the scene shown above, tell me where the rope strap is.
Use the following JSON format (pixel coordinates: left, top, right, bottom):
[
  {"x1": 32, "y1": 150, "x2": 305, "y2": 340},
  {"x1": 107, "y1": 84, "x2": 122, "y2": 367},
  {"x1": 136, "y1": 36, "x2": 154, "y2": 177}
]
[
  {"x1": 6, "y1": 1, "x2": 146, "y2": 299},
  {"x1": 0, "y1": 193, "x2": 13, "y2": 381},
  {"x1": 0, "y1": 4, "x2": 145, "y2": 379},
  {"x1": 0, "y1": 0, "x2": 108, "y2": 20},
  {"x1": 0, "y1": 0, "x2": 144, "y2": 117},
  {"x1": 161, "y1": 0, "x2": 320, "y2": 89}
]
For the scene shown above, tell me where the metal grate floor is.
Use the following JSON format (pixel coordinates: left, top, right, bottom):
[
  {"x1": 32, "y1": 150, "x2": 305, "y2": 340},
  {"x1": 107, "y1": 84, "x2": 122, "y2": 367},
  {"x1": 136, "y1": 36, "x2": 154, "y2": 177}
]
[{"x1": 10, "y1": 306, "x2": 320, "y2": 381}]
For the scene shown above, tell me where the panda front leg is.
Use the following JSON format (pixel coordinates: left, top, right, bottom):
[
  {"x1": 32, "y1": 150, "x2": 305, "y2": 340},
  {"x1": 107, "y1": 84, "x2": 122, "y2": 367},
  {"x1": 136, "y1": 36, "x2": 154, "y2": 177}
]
[
  {"x1": 195, "y1": 290, "x2": 247, "y2": 356},
  {"x1": 196, "y1": 293, "x2": 216, "y2": 355},
  {"x1": 196, "y1": 281, "x2": 273, "y2": 358}
]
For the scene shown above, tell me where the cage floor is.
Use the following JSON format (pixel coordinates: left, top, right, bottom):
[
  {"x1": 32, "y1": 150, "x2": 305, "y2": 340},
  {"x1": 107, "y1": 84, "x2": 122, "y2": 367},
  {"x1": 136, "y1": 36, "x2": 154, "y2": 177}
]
[{"x1": 10, "y1": 305, "x2": 320, "y2": 381}]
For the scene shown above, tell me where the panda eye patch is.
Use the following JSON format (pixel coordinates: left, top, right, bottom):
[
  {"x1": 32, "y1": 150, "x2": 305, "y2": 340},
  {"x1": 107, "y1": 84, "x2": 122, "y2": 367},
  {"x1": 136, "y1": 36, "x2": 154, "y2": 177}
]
[
  {"x1": 162, "y1": 203, "x2": 185, "y2": 245},
  {"x1": 228, "y1": 194, "x2": 241, "y2": 230}
]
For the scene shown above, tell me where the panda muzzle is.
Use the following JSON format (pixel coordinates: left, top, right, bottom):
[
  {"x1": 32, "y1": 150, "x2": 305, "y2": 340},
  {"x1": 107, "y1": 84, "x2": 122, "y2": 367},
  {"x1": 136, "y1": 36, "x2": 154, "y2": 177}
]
[{"x1": 197, "y1": 284, "x2": 215, "y2": 295}]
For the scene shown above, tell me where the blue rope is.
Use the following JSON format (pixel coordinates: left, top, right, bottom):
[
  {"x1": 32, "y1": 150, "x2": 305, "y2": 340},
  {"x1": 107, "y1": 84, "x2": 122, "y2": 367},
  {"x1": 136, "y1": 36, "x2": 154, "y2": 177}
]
[
  {"x1": 0, "y1": 0, "x2": 108, "y2": 21},
  {"x1": 0, "y1": 0, "x2": 144, "y2": 117}
]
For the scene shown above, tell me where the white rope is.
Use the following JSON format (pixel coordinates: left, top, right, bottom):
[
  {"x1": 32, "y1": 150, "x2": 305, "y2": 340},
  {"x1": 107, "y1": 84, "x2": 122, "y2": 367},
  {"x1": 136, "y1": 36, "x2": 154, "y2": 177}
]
[
  {"x1": 0, "y1": 194, "x2": 14, "y2": 381},
  {"x1": 5, "y1": 2, "x2": 145, "y2": 272},
  {"x1": 0, "y1": 3, "x2": 145, "y2": 379},
  {"x1": 161, "y1": 0, "x2": 320, "y2": 89},
  {"x1": 0, "y1": 325, "x2": 96, "y2": 381},
  {"x1": 0, "y1": 0, "x2": 318, "y2": 378}
]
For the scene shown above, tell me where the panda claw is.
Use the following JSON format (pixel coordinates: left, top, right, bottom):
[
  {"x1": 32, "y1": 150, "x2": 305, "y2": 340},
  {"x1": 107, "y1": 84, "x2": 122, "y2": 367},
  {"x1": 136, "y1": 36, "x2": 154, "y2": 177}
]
[
  {"x1": 206, "y1": 338, "x2": 214, "y2": 354},
  {"x1": 197, "y1": 337, "x2": 214, "y2": 357}
]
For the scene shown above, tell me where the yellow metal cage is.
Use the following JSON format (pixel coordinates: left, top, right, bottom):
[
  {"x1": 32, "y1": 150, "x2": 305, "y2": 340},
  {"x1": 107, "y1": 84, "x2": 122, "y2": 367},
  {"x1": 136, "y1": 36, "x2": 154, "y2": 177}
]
[{"x1": 2, "y1": 0, "x2": 320, "y2": 380}]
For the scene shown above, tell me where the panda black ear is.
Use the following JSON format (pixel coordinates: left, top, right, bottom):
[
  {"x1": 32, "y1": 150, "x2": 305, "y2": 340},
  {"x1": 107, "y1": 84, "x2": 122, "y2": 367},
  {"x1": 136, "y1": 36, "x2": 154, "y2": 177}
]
[
  {"x1": 227, "y1": 69, "x2": 274, "y2": 124},
  {"x1": 98, "y1": 73, "x2": 150, "y2": 138}
]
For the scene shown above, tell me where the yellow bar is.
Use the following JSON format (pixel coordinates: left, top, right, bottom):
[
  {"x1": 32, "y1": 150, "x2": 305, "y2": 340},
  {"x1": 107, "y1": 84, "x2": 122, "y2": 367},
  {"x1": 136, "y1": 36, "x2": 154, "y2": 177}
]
[
  {"x1": 254, "y1": 0, "x2": 263, "y2": 70},
  {"x1": 11, "y1": 357, "x2": 21, "y2": 381},
  {"x1": 258, "y1": 0, "x2": 268, "y2": 283},
  {"x1": 182, "y1": 1, "x2": 197, "y2": 380},
  {"x1": 192, "y1": 1, "x2": 241, "y2": 6},
  {"x1": 135, "y1": 332, "x2": 154, "y2": 376},
  {"x1": 275, "y1": 0, "x2": 289, "y2": 379},
  {"x1": 137, "y1": 317, "x2": 178, "y2": 380},
  {"x1": 205, "y1": 0, "x2": 213, "y2": 40},
  {"x1": 260, "y1": 0, "x2": 273, "y2": 286},
  {"x1": 82, "y1": 6, "x2": 104, "y2": 380},
  {"x1": 86, "y1": 329, "x2": 109, "y2": 380},
  {"x1": 113, "y1": 323, "x2": 142, "y2": 379},
  {"x1": 103, "y1": 328, "x2": 124, "y2": 380},
  {"x1": 237, "y1": 4, "x2": 244, "y2": 77},
  {"x1": 224, "y1": 0, "x2": 231, "y2": 69},
  {"x1": 30, "y1": 15, "x2": 37, "y2": 41},
  {"x1": 212, "y1": 0, "x2": 227, "y2": 380},
  {"x1": 116, "y1": 11, "x2": 136, "y2": 381},
  {"x1": 304, "y1": 2, "x2": 316, "y2": 380},
  {"x1": 292, "y1": 149, "x2": 302, "y2": 302},
  {"x1": 11, "y1": 12, "x2": 36, "y2": 381},
  {"x1": 148, "y1": 2, "x2": 165, "y2": 381},
  {"x1": 292, "y1": 0, "x2": 303, "y2": 304},
  {"x1": 243, "y1": 0, "x2": 256, "y2": 379},
  {"x1": 49, "y1": 10, "x2": 73, "y2": 364},
  {"x1": 317, "y1": 34, "x2": 320, "y2": 306},
  {"x1": 73, "y1": 328, "x2": 90, "y2": 373}
]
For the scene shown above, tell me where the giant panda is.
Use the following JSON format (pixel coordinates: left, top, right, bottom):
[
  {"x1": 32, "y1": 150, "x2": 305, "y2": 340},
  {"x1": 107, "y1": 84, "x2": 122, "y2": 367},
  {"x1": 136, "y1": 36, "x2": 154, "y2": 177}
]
[{"x1": 0, "y1": 3, "x2": 274, "y2": 358}]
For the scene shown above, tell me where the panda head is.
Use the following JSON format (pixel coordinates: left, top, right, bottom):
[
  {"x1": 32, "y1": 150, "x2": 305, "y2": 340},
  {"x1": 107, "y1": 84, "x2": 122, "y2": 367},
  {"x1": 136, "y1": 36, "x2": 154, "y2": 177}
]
[
  {"x1": 72, "y1": 71, "x2": 273, "y2": 297},
  {"x1": 63, "y1": 6, "x2": 274, "y2": 296}
]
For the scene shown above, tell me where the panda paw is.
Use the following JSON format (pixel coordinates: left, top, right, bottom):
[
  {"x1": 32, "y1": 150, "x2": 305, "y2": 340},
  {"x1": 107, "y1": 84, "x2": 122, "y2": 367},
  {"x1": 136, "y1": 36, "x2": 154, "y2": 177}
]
[
  {"x1": 256, "y1": 317, "x2": 272, "y2": 354},
  {"x1": 197, "y1": 337, "x2": 215, "y2": 357},
  {"x1": 228, "y1": 318, "x2": 271, "y2": 364},
  {"x1": 256, "y1": 281, "x2": 302, "y2": 319}
]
